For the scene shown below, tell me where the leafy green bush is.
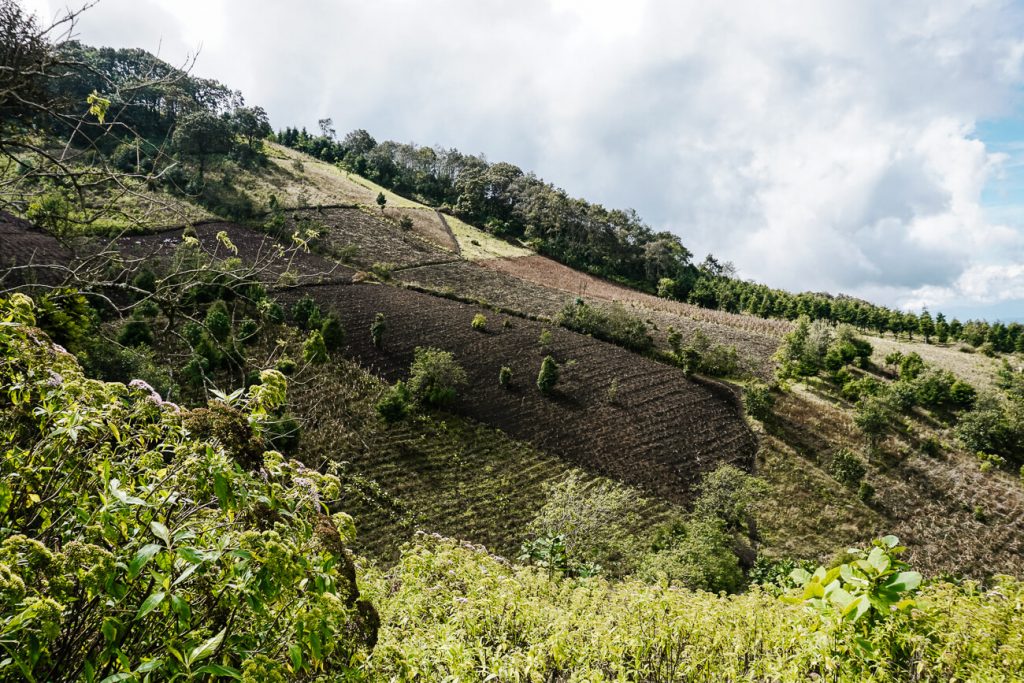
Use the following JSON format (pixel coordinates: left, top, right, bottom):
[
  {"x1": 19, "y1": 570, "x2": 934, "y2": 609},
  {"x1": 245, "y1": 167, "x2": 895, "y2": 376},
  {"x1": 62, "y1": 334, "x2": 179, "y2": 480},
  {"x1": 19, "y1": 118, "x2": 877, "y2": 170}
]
[
  {"x1": 537, "y1": 355, "x2": 559, "y2": 394},
  {"x1": 320, "y1": 314, "x2": 345, "y2": 350},
  {"x1": 0, "y1": 295, "x2": 377, "y2": 680},
  {"x1": 691, "y1": 464, "x2": 769, "y2": 532},
  {"x1": 303, "y1": 330, "x2": 328, "y2": 364},
  {"x1": 827, "y1": 449, "x2": 866, "y2": 489},
  {"x1": 556, "y1": 300, "x2": 652, "y2": 352},
  {"x1": 498, "y1": 365, "x2": 512, "y2": 388},
  {"x1": 638, "y1": 517, "x2": 744, "y2": 593},
  {"x1": 204, "y1": 299, "x2": 232, "y2": 342},
  {"x1": 408, "y1": 347, "x2": 467, "y2": 408},
  {"x1": 854, "y1": 395, "x2": 892, "y2": 447},
  {"x1": 364, "y1": 534, "x2": 1024, "y2": 681},
  {"x1": 471, "y1": 313, "x2": 487, "y2": 332},
  {"x1": 375, "y1": 381, "x2": 412, "y2": 422},
  {"x1": 289, "y1": 295, "x2": 321, "y2": 331},
  {"x1": 743, "y1": 382, "x2": 774, "y2": 421}
]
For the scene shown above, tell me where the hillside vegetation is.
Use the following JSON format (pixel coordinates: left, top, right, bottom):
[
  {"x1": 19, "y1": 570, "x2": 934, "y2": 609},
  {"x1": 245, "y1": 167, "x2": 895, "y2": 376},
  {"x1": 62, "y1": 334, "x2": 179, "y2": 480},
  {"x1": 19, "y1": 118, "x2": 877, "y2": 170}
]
[{"x1": 4, "y1": 7, "x2": 1024, "y2": 679}]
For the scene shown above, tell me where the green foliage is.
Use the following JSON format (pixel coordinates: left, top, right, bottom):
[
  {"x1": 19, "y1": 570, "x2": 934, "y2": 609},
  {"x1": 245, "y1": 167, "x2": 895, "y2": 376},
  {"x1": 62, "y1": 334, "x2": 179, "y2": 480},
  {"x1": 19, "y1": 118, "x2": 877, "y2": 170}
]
[
  {"x1": 471, "y1": 313, "x2": 487, "y2": 331},
  {"x1": 639, "y1": 517, "x2": 744, "y2": 593},
  {"x1": 376, "y1": 381, "x2": 412, "y2": 423},
  {"x1": 204, "y1": 299, "x2": 232, "y2": 342},
  {"x1": 537, "y1": 328, "x2": 552, "y2": 348},
  {"x1": 743, "y1": 381, "x2": 774, "y2": 420},
  {"x1": 117, "y1": 319, "x2": 153, "y2": 348},
  {"x1": 237, "y1": 317, "x2": 260, "y2": 345},
  {"x1": 536, "y1": 355, "x2": 559, "y2": 394},
  {"x1": 375, "y1": 191, "x2": 387, "y2": 212},
  {"x1": 498, "y1": 365, "x2": 512, "y2": 389},
  {"x1": 370, "y1": 312, "x2": 386, "y2": 349},
  {"x1": 302, "y1": 330, "x2": 328, "y2": 364},
  {"x1": 556, "y1": 299, "x2": 652, "y2": 352},
  {"x1": 827, "y1": 449, "x2": 866, "y2": 489},
  {"x1": 854, "y1": 395, "x2": 892, "y2": 447},
  {"x1": 0, "y1": 295, "x2": 376, "y2": 680},
  {"x1": 691, "y1": 464, "x2": 769, "y2": 532},
  {"x1": 408, "y1": 347, "x2": 467, "y2": 408},
  {"x1": 363, "y1": 534, "x2": 1024, "y2": 680},
  {"x1": 319, "y1": 314, "x2": 345, "y2": 351},
  {"x1": 525, "y1": 473, "x2": 644, "y2": 574},
  {"x1": 787, "y1": 535, "x2": 922, "y2": 668},
  {"x1": 289, "y1": 295, "x2": 321, "y2": 331}
]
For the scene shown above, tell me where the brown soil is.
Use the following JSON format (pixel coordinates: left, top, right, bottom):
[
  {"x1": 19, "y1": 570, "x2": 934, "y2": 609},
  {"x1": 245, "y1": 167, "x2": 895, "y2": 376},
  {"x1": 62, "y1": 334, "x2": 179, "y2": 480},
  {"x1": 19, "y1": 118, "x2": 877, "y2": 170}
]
[{"x1": 279, "y1": 283, "x2": 758, "y2": 504}]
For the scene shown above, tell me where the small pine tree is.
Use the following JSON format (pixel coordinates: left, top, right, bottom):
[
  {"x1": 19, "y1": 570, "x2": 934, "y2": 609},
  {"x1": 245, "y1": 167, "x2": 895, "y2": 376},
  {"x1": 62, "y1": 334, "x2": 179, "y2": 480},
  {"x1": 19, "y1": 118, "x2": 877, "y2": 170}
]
[
  {"x1": 320, "y1": 314, "x2": 345, "y2": 350},
  {"x1": 371, "y1": 312, "x2": 386, "y2": 349},
  {"x1": 376, "y1": 191, "x2": 387, "y2": 214},
  {"x1": 537, "y1": 355, "x2": 559, "y2": 394},
  {"x1": 118, "y1": 319, "x2": 153, "y2": 347},
  {"x1": 499, "y1": 365, "x2": 513, "y2": 388},
  {"x1": 472, "y1": 313, "x2": 487, "y2": 331},
  {"x1": 205, "y1": 300, "x2": 231, "y2": 342}
]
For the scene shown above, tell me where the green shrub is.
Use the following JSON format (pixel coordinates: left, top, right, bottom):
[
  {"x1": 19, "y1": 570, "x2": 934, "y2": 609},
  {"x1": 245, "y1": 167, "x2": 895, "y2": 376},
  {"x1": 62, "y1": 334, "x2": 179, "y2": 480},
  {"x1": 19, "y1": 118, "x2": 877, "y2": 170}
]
[
  {"x1": 537, "y1": 355, "x2": 559, "y2": 394},
  {"x1": 131, "y1": 266, "x2": 157, "y2": 294},
  {"x1": 320, "y1": 314, "x2": 345, "y2": 351},
  {"x1": 538, "y1": 328, "x2": 553, "y2": 348},
  {"x1": 261, "y1": 300, "x2": 285, "y2": 324},
  {"x1": 263, "y1": 413, "x2": 302, "y2": 454},
  {"x1": 498, "y1": 365, "x2": 513, "y2": 388},
  {"x1": 376, "y1": 381, "x2": 412, "y2": 422},
  {"x1": 854, "y1": 395, "x2": 891, "y2": 446},
  {"x1": 408, "y1": 347, "x2": 467, "y2": 407},
  {"x1": 303, "y1": 330, "x2": 328, "y2": 364},
  {"x1": 827, "y1": 449, "x2": 866, "y2": 489},
  {"x1": 275, "y1": 356, "x2": 297, "y2": 376},
  {"x1": 639, "y1": 517, "x2": 744, "y2": 593},
  {"x1": 117, "y1": 319, "x2": 154, "y2": 347},
  {"x1": 204, "y1": 299, "x2": 232, "y2": 342},
  {"x1": 0, "y1": 296, "x2": 376, "y2": 679},
  {"x1": 471, "y1": 313, "x2": 487, "y2": 331},
  {"x1": 949, "y1": 379, "x2": 977, "y2": 408},
  {"x1": 238, "y1": 318, "x2": 260, "y2": 345},
  {"x1": 692, "y1": 464, "x2": 769, "y2": 532},
  {"x1": 290, "y1": 295, "x2": 321, "y2": 330},
  {"x1": 858, "y1": 481, "x2": 875, "y2": 504},
  {"x1": 556, "y1": 299, "x2": 652, "y2": 352},
  {"x1": 743, "y1": 381, "x2": 774, "y2": 420}
]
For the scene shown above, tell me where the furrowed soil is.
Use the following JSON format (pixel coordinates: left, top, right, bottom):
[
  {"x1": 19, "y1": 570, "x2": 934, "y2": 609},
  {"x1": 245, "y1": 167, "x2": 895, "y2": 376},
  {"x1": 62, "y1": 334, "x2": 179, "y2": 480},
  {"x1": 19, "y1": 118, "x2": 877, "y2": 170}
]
[{"x1": 279, "y1": 282, "x2": 758, "y2": 505}]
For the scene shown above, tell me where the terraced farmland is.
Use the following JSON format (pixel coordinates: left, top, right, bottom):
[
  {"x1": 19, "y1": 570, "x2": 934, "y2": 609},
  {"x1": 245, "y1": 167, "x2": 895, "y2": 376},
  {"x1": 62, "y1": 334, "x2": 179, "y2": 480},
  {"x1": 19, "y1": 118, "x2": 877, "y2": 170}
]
[
  {"x1": 287, "y1": 355, "x2": 678, "y2": 561},
  {"x1": 288, "y1": 207, "x2": 455, "y2": 270},
  {"x1": 280, "y1": 282, "x2": 758, "y2": 504}
]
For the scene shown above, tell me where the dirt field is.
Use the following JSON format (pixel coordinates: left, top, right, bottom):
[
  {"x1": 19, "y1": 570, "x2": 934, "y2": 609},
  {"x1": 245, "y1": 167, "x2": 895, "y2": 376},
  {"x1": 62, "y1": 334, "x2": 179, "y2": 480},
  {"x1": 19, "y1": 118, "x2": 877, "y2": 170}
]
[
  {"x1": 279, "y1": 282, "x2": 758, "y2": 504},
  {"x1": 287, "y1": 207, "x2": 455, "y2": 271},
  {"x1": 0, "y1": 213, "x2": 71, "y2": 287},
  {"x1": 117, "y1": 222, "x2": 352, "y2": 286}
]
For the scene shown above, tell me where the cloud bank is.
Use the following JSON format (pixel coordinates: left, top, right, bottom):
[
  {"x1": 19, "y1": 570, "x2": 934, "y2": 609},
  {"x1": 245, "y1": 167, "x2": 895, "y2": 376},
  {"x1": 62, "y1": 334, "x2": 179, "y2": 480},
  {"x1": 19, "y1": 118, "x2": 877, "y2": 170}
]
[{"x1": 27, "y1": 0, "x2": 1024, "y2": 318}]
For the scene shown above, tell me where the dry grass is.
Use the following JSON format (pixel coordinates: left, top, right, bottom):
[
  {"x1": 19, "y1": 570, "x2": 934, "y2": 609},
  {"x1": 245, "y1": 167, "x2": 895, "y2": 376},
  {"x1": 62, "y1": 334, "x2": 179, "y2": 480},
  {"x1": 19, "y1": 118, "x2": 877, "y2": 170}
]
[
  {"x1": 442, "y1": 213, "x2": 533, "y2": 260},
  {"x1": 867, "y1": 333, "x2": 1003, "y2": 392}
]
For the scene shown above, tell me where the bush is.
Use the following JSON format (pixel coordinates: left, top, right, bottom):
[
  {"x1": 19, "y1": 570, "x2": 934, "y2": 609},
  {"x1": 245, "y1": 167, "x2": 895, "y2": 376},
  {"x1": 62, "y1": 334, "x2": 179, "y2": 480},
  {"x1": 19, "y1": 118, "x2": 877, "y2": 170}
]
[
  {"x1": 743, "y1": 381, "x2": 774, "y2": 421},
  {"x1": 556, "y1": 300, "x2": 652, "y2": 352},
  {"x1": 303, "y1": 330, "x2": 328, "y2": 364},
  {"x1": 471, "y1": 313, "x2": 487, "y2": 331},
  {"x1": 117, "y1": 319, "x2": 153, "y2": 347},
  {"x1": 204, "y1": 299, "x2": 232, "y2": 342},
  {"x1": 827, "y1": 449, "x2": 866, "y2": 489},
  {"x1": 537, "y1": 355, "x2": 559, "y2": 394},
  {"x1": 692, "y1": 464, "x2": 769, "y2": 532},
  {"x1": 321, "y1": 314, "x2": 345, "y2": 350},
  {"x1": 408, "y1": 347, "x2": 467, "y2": 407},
  {"x1": 950, "y1": 379, "x2": 977, "y2": 408},
  {"x1": 638, "y1": 517, "x2": 744, "y2": 593},
  {"x1": 398, "y1": 215, "x2": 413, "y2": 231},
  {"x1": 276, "y1": 356, "x2": 297, "y2": 376},
  {"x1": 0, "y1": 298, "x2": 377, "y2": 679},
  {"x1": 238, "y1": 318, "x2": 260, "y2": 345},
  {"x1": 290, "y1": 295, "x2": 322, "y2": 330},
  {"x1": 376, "y1": 381, "x2": 412, "y2": 422},
  {"x1": 498, "y1": 365, "x2": 513, "y2": 388}
]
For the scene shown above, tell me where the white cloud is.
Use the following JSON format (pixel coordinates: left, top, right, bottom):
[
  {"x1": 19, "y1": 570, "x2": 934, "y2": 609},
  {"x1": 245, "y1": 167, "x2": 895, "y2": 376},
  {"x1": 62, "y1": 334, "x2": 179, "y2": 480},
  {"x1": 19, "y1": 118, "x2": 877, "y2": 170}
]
[{"x1": 22, "y1": 0, "x2": 1024, "y2": 317}]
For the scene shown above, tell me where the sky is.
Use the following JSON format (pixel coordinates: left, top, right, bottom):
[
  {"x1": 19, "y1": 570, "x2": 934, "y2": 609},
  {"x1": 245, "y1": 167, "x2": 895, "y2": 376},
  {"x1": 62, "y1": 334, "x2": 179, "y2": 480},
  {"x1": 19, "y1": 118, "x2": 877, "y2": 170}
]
[{"x1": 23, "y1": 0, "x2": 1024, "y2": 321}]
